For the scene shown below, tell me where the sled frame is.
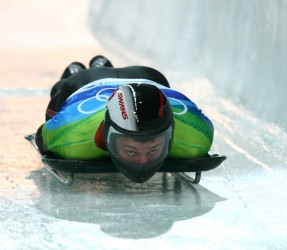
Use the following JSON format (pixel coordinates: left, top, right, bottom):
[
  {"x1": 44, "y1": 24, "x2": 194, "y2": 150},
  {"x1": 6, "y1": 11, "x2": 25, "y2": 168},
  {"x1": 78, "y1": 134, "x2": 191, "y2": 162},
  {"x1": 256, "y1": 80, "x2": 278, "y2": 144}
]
[{"x1": 25, "y1": 134, "x2": 226, "y2": 186}]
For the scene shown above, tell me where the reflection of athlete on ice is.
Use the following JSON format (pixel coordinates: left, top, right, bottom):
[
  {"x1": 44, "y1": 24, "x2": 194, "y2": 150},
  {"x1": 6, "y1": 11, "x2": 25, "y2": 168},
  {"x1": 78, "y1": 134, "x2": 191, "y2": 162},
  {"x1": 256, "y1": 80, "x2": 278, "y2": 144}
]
[{"x1": 35, "y1": 55, "x2": 214, "y2": 183}]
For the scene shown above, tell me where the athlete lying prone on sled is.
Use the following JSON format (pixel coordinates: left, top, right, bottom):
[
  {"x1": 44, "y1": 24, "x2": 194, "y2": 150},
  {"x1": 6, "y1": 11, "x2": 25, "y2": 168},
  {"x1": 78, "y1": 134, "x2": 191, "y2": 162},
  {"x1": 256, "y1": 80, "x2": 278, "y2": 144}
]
[{"x1": 35, "y1": 56, "x2": 215, "y2": 183}]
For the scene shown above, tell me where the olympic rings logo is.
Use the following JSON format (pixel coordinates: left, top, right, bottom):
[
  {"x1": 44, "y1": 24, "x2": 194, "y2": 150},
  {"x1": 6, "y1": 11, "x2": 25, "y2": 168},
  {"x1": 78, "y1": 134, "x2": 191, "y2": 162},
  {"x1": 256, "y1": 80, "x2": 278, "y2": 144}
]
[
  {"x1": 168, "y1": 97, "x2": 188, "y2": 115},
  {"x1": 77, "y1": 87, "x2": 116, "y2": 114},
  {"x1": 77, "y1": 87, "x2": 188, "y2": 115}
]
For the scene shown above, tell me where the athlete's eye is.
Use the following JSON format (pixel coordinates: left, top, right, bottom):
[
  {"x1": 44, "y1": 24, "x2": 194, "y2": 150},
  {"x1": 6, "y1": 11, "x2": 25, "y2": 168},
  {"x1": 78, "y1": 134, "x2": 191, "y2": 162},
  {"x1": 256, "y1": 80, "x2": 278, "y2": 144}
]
[
  {"x1": 148, "y1": 149, "x2": 159, "y2": 154},
  {"x1": 125, "y1": 150, "x2": 137, "y2": 157}
]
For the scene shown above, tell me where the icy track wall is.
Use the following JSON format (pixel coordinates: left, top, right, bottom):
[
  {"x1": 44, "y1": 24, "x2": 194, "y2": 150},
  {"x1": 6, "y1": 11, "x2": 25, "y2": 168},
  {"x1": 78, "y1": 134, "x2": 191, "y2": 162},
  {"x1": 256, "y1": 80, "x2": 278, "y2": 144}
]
[{"x1": 89, "y1": 0, "x2": 287, "y2": 128}]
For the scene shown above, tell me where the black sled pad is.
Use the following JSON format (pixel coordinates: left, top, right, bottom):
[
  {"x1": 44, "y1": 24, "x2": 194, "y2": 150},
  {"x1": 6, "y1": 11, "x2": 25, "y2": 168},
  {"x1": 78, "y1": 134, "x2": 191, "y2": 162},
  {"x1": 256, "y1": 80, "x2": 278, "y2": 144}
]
[{"x1": 25, "y1": 134, "x2": 226, "y2": 185}]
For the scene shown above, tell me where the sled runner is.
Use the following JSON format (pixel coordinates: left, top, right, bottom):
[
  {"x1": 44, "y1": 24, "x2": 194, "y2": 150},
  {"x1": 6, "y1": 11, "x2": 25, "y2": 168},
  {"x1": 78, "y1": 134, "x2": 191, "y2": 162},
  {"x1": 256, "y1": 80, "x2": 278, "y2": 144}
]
[{"x1": 25, "y1": 134, "x2": 226, "y2": 186}]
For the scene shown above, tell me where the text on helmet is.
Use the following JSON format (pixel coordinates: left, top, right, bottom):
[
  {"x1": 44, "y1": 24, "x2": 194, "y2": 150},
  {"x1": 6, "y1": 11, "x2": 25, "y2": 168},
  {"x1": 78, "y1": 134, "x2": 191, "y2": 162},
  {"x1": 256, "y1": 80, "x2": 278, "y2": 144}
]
[{"x1": 118, "y1": 92, "x2": 129, "y2": 120}]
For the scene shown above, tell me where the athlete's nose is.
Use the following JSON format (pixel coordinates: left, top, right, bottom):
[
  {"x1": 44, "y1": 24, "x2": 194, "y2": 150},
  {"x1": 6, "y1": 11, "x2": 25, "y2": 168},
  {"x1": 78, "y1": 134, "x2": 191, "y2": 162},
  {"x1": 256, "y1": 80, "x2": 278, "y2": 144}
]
[{"x1": 137, "y1": 154, "x2": 149, "y2": 164}]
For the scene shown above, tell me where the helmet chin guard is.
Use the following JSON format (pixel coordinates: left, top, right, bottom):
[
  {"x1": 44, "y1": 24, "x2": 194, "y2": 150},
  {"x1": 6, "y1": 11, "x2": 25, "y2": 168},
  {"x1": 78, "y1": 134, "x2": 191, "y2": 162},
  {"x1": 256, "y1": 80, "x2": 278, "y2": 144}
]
[{"x1": 104, "y1": 83, "x2": 174, "y2": 182}]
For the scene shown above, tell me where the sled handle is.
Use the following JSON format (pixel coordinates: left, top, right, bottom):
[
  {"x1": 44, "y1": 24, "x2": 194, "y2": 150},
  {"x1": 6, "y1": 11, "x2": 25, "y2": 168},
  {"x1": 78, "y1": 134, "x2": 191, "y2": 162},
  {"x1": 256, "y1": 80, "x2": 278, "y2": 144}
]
[
  {"x1": 178, "y1": 171, "x2": 201, "y2": 184},
  {"x1": 44, "y1": 164, "x2": 74, "y2": 186}
]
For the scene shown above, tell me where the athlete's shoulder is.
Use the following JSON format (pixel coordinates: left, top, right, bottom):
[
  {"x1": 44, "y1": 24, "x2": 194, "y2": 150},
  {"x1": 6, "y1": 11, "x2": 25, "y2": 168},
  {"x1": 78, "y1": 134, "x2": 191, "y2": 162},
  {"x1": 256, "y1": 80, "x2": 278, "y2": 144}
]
[{"x1": 159, "y1": 87, "x2": 198, "y2": 108}]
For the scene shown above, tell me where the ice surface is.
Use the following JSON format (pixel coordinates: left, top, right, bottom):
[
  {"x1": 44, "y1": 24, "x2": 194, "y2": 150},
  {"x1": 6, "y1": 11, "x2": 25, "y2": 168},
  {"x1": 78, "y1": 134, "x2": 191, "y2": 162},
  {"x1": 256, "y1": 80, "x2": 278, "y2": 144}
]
[{"x1": 1, "y1": 0, "x2": 287, "y2": 249}]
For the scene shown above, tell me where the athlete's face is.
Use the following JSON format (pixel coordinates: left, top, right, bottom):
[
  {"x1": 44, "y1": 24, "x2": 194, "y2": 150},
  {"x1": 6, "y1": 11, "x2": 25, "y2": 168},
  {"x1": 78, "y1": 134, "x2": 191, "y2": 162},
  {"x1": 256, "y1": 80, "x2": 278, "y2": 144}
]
[{"x1": 115, "y1": 136, "x2": 165, "y2": 164}]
